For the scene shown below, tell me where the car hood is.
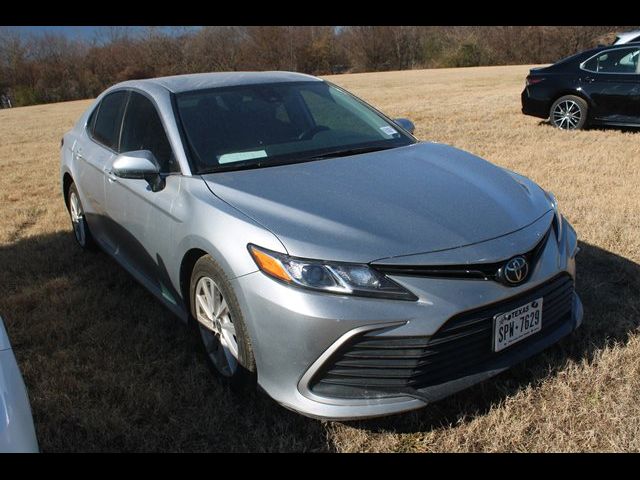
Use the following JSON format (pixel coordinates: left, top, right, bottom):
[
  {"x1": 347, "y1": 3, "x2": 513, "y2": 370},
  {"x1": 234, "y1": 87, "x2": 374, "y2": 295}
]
[{"x1": 201, "y1": 142, "x2": 552, "y2": 263}]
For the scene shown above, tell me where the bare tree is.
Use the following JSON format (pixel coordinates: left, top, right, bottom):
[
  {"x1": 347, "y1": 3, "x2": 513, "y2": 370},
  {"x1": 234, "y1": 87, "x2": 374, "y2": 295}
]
[{"x1": 2, "y1": 25, "x2": 638, "y2": 106}]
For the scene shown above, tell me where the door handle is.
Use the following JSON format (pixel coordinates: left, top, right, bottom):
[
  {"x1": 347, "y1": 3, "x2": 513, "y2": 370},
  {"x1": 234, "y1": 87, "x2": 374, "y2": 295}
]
[
  {"x1": 75, "y1": 151, "x2": 85, "y2": 161},
  {"x1": 581, "y1": 76, "x2": 596, "y2": 83}
]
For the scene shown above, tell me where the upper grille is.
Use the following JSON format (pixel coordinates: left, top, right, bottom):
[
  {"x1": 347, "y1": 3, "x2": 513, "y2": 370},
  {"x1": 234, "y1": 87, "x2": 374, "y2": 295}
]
[
  {"x1": 372, "y1": 227, "x2": 551, "y2": 285},
  {"x1": 310, "y1": 273, "x2": 574, "y2": 399}
]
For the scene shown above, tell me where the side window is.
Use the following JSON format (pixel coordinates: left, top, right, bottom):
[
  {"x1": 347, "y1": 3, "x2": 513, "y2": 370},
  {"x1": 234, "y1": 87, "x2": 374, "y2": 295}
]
[
  {"x1": 120, "y1": 92, "x2": 179, "y2": 173},
  {"x1": 619, "y1": 49, "x2": 640, "y2": 72},
  {"x1": 92, "y1": 91, "x2": 128, "y2": 150},
  {"x1": 583, "y1": 48, "x2": 640, "y2": 74}
]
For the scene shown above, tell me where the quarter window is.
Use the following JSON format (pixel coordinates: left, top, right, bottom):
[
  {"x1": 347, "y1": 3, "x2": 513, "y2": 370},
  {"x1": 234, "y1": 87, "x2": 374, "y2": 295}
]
[
  {"x1": 583, "y1": 48, "x2": 640, "y2": 74},
  {"x1": 120, "y1": 92, "x2": 179, "y2": 173},
  {"x1": 92, "y1": 91, "x2": 128, "y2": 150}
]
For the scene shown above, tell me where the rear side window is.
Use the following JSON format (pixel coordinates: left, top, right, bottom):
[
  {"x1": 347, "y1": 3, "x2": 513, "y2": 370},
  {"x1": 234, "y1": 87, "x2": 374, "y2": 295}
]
[
  {"x1": 120, "y1": 92, "x2": 179, "y2": 173},
  {"x1": 92, "y1": 91, "x2": 128, "y2": 150},
  {"x1": 583, "y1": 48, "x2": 640, "y2": 74}
]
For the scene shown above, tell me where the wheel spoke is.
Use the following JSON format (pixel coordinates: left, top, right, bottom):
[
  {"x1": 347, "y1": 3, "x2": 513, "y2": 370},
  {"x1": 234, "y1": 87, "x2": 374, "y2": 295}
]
[
  {"x1": 202, "y1": 280, "x2": 213, "y2": 313},
  {"x1": 217, "y1": 298, "x2": 228, "y2": 318},
  {"x1": 211, "y1": 282, "x2": 220, "y2": 317},
  {"x1": 221, "y1": 325, "x2": 238, "y2": 358},
  {"x1": 197, "y1": 311, "x2": 214, "y2": 330},
  {"x1": 196, "y1": 294, "x2": 213, "y2": 320},
  {"x1": 221, "y1": 320, "x2": 236, "y2": 337}
]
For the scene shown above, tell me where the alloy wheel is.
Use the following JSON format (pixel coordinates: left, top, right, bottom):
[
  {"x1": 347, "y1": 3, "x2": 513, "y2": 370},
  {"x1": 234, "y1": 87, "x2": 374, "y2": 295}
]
[
  {"x1": 194, "y1": 276, "x2": 239, "y2": 377},
  {"x1": 552, "y1": 100, "x2": 582, "y2": 130},
  {"x1": 69, "y1": 191, "x2": 86, "y2": 246}
]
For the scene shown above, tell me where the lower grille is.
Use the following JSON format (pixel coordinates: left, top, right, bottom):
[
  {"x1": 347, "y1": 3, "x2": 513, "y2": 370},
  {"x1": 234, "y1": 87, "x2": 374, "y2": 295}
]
[{"x1": 309, "y1": 274, "x2": 574, "y2": 399}]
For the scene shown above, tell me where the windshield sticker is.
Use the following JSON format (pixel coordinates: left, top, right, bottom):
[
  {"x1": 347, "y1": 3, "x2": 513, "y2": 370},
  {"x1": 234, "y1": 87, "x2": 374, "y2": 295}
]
[
  {"x1": 380, "y1": 125, "x2": 399, "y2": 136},
  {"x1": 218, "y1": 150, "x2": 268, "y2": 164}
]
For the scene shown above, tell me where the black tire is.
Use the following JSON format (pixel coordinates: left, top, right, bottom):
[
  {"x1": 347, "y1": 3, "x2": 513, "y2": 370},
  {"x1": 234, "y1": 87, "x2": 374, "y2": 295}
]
[
  {"x1": 189, "y1": 255, "x2": 256, "y2": 391},
  {"x1": 549, "y1": 95, "x2": 588, "y2": 130},
  {"x1": 67, "y1": 183, "x2": 96, "y2": 250}
]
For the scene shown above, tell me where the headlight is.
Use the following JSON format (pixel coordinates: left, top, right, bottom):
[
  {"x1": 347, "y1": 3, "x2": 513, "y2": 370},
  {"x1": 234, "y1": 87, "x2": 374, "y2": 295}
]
[
  {"x1": 545, "y1": 190, "x2": 563, "y2": 243},
  {"x1": 248, "y1": 244, "x2": 417, "y2": 301}
]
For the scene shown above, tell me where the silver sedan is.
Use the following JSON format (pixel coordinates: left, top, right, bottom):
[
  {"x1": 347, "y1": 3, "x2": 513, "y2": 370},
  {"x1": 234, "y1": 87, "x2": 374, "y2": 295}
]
[
  {"x1": 60, "y1": 72, "x2": 582, "y2": 420},
  {"x1": 0, "y1": 316, "x2": 38, "y2": 452}
]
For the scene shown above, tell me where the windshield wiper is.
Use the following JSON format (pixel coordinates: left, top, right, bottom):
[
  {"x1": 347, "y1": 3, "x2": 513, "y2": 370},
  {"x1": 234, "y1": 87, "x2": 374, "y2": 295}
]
[{"x1": 309, "y1": 145, "x2": 396, "y2": 160}]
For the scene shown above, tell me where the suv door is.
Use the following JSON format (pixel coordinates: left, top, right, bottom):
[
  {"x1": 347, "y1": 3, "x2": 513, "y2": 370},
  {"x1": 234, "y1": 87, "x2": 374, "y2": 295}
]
[
  {"x1": 74, "y1": 90, "x2": 128, "y2": 250},
  {"x1": 580, "y1": 47, "x2": 640, "y2": 124},
  {"x1": 103, "y1": 91, "x2": 183, "y2": 307}
]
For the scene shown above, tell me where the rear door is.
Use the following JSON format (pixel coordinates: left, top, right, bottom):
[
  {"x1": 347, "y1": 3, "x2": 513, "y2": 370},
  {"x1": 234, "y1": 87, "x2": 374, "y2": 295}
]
[
  {"x1": 74, "y1": 90, "x2": 128, "y2": 250},
  {"x1": 103, "y1": 91, "x2": 183, "y2": 305},
  {"x1": 581, "y1": 47, "x2": 640, "y2": 124}
]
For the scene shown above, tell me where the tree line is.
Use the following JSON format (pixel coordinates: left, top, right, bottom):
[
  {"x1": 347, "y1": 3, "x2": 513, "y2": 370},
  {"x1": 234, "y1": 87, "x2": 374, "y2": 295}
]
[{"x1": 0, "y1": 26, "x2": 634, "y2": 107}]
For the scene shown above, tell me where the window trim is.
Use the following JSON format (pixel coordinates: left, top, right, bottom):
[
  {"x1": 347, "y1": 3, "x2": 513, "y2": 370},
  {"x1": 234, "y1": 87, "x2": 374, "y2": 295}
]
[{"x1": 579, "y1": 47, "x2": 640, "y2": 75}]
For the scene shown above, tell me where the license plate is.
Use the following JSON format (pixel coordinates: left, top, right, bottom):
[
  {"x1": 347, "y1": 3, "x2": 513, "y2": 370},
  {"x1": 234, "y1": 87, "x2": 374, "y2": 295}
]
[{"x1": 493, "y1": 297, "x2": 543, "y2": 352}]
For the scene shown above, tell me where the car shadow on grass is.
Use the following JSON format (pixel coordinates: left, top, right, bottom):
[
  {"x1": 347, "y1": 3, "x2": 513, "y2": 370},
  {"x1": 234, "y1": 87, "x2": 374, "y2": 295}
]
[
  {"x1": 342, "y1": 240, "x2": 640, "y2": 435},
  {"x1": 537, "y1": 119, "x2": 640, "y2": 133},
  {"x1": 1, "y1": 232, "x2": 638, "y2": 450},
  {"x1": 0, "y1": 230, "x2": 330, "y2": 452}
]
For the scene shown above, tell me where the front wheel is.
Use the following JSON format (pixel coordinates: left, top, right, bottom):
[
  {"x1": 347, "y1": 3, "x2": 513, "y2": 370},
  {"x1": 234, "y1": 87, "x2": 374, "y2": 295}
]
[
  {"x1": 190, "y1": 255, "x2": 256, "y2": 390},
  {"x1": 550, "y1": 95, "x2": 588, "y2": 130}
]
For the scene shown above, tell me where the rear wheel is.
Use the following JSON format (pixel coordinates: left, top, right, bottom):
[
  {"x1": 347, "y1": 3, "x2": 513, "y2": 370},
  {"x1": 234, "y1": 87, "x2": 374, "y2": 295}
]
[
  {"x1": 550, "y1": 95, "x2": 588, "y2": 130},
  {"x1": 67, "y1": 183, "x2": 96, "y2": 250},
  {"x1": 190, "y1": 255, "x2": 256, "y2": 390}
]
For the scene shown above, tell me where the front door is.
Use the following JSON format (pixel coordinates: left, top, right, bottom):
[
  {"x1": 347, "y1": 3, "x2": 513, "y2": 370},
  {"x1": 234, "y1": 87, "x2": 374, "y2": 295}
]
[
  {"x1": 581, "y1": 47, "x2": 640, "y2": 124},
  {"x1": 103, "y1": 91, "x2": 184, "y2": 307}
]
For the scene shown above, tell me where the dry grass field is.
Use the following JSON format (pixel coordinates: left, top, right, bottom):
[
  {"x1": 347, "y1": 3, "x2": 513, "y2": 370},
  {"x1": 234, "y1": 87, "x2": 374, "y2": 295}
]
[{"x1": 1, "y1": 65, "x2": 639, "y2": 452}]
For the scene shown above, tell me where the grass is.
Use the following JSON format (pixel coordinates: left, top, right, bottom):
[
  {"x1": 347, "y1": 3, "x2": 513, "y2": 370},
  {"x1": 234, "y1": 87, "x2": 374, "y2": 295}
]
[{"x1": 0, "y1": 65, "x2": 639, "y2": 452}]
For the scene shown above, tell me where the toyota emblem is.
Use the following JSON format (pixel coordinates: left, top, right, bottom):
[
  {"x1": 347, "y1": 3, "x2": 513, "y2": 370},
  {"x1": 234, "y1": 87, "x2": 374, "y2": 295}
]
[{"x1": 502, "y1": 256, "x2": 529, "y2": 285}]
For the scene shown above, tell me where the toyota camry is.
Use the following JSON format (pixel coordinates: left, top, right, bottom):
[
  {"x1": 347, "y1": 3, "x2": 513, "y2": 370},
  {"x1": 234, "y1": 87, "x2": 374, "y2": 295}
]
[
  {"x1": 522, "y1": 44, "x2": 640, "y2": 129},
  {"x1": 60, "y1": 71, "x2": 582, "y2": 420}
]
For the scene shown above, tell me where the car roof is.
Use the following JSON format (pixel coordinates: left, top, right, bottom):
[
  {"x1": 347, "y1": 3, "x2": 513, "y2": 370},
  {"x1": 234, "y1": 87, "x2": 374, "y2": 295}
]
[
  {"x1": 115, "y1": 71, "x2": 323, "y2": 94},
  {"x1": 615, "y1": 30, "x2": 640, "y2": 44}
]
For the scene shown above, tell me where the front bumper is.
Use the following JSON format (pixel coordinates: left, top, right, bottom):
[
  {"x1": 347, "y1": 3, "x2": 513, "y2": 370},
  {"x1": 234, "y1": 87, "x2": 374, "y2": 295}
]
[{"x1": 233, "y1": 218, "x2": 581, "y2": 420}]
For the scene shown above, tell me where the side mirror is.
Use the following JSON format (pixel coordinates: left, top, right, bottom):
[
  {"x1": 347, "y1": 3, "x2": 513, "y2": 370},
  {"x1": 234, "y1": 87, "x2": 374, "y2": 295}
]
[
  {"x1": 112, "y1": 150, "x2": 164, "y2": 192},
  {"x1": 393, "y1": 118, "x2": 416, "y2": 135}
]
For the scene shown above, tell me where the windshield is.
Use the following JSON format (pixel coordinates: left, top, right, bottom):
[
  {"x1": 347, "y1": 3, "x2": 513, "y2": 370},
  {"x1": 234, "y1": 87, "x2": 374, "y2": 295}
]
[{"x1": 174, "y1": 81, "x2": 415, "y2": 173}]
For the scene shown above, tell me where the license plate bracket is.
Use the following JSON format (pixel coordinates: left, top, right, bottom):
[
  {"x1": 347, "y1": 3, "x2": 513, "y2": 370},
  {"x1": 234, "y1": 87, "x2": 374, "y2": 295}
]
[{"x1": 493, "y1": 297, "x2": 543, "y2": 352}]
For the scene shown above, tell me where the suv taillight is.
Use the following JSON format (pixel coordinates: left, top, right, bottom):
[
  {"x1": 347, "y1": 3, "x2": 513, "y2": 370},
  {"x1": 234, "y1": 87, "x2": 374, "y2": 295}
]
[{"x1": 526, "y1": 76, "x2": 545, "y2": 86}]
